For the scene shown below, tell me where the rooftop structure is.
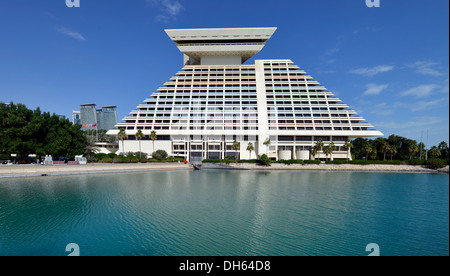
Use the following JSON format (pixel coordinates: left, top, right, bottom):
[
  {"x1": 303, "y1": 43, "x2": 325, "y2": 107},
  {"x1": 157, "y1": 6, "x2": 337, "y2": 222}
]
[
  {"x1": 166, "y1": 27, "x2": 277, "y2": 65},
  {"x1": 107, "y1": 27, "x2": 383, "y2": 161}
]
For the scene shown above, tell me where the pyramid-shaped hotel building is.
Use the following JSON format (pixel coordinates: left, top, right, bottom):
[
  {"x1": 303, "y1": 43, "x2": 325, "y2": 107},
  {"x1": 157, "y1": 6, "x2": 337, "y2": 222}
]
[{"x1": 107, "y1": 27, "x2": 383, "y2": 161}]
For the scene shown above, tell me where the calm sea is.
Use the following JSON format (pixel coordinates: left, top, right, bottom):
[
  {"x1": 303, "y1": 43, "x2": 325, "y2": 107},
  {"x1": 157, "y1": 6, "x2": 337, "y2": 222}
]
[{"x1": 0, "y1": 170, "x2": 448, "y2": 256}]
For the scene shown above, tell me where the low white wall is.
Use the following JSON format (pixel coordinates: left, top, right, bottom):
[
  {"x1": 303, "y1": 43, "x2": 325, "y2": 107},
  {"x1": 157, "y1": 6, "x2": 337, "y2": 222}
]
[{"x1": 279, "y1": 150, "x2": 292, "y2": 160}]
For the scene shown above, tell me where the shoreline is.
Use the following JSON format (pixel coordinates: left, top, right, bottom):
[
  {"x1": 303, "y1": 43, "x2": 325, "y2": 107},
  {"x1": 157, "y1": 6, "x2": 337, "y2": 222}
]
[
  {"x1": 0, "y1": 163, "x2": 193, "y2": 179},
  {"x1": 0, "y1": 163, "x2": 448, "y2": 179},
  {"x1": 203, "y1": 163, "x2": 449, "y2": 174}
]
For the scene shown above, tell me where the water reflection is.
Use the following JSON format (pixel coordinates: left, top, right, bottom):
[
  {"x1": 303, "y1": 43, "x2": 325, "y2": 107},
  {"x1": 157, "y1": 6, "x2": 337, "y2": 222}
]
[{"x1": 0, "y1": 171, "x2": 448, "y2": 256}]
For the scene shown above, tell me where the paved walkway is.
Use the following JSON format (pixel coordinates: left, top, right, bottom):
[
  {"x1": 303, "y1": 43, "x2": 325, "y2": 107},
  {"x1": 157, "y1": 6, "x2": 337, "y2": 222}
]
[{"x1": 0, "y1": 163, "x2": 192, "y2": 178}]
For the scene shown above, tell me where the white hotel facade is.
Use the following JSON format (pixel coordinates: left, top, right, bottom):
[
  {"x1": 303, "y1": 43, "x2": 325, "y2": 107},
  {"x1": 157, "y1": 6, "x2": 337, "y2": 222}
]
[{"x1": 107, "y1": 27, "x2": 383, "y2": 161}]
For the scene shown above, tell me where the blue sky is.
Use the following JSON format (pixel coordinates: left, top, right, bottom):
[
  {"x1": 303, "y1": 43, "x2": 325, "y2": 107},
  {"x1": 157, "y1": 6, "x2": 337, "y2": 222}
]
[{"x1": 0, "y1": 0, "x2": 448, "y2": 146}]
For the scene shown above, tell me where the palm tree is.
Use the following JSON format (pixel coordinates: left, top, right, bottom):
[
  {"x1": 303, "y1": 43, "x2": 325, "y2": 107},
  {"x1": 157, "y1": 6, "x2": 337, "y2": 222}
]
[
  {"x1": 364, "y1": 144, "x2": 372, "y2": 160},
  {"x1": 381, "y1": 141, "x2": 390, "y2": 161},
  {"x1": 136, "y1": 129, "x2": 145, "y2": 162},
  {"x1": 263, "y1": 138, "x2": 271, "y2": 154},
  {"x1": 438, "y1": 141, "x2": 448, "y2": 158},
  {"x1": 118, "y1": 128, "x2": 127, "y2": 155},
  {"x1": 328, "y1": 142, "x2": 336, "y2": 161},
  {"x1": 246, "y1": 142, "x2": 255, "y2": 159},
  {"x1": 315, "y1": 139, "x2": 324, "y2": 159},
  {"x1": 430, "y1": 146, "x2": 441, "y2": 159},
  {"x1": 232, "y1": 139, "x2": 240, "y2": 161},
  {"x1": 438, "y1": 141, "x2": 448, "y2": 151},
  {"x1": 388, "y1": 146, "x2": 398, "y2": 160},
  {"x1": 407, "y1": 143, "x2": 419, "y2": 160},
  {"x1": 310, "y1": 145, "x2": 318, "y2": 160},
  {"x1": 150, "y1": 130, "x2": 157, "y2": 153},
  {"x1": 84, "y1": 139, "x2": 100, "y2": 160},
  {"x1": 323, "y1": 145, "x2": 332, "y2": 161},
  {"x1": 343, "y1": 138, "x2": 353, "y2": 161}
]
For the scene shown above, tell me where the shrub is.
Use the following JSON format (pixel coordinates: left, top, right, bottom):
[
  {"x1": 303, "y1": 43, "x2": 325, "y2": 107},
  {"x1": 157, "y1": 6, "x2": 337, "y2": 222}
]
[
  {"x1": 224, "y1": 155, "x2": 236, "y2": 161},
  {"x1": 96, "y1": 153, "x2": 108, "y2": 161},
  {"x1": 325, "y1": 159, "x2": 348, "y2": 165},
  {"x1": 303, "y1": 160, "x2": 321, "y2": 165},
  {"x1": 349, "y1": 160, "x2": 403, "y2": 165},
  {"x1": 107, "y1": 153, "x2": 117, "y2": 159},
  {"x1": 276, "y1": 159, "x2": 304, "y2": 165},
  {"x1": 102, "y1": 158, "x2": 113, "y2": 163},
  {"x1": 86, "y1": 155, "x2": 98, "y2": 163},
  {"x1": 202, "y1": 159, "x2": 233, "y2": 164},
  {"x1": 163, "y1": 157, "x2": 185, "y2": 162},
  {"x1": 134, "y1": 152, "x2": 148, "y2": 161},
  {"x1": 237, "y1": 159, "x2": 258, "y2": 163},
  {"x1": 258, "y1": 154, "x2": 272, "y2": 166},
  {"x1": 151, "y1": 152, "x2": 162, "y2": 160},
  {"x1": 152, "y1": 150, "x2": 168, "y2": 160},
  {"x1": 406, "y1": 159, "x2": 426, "y2": 166},
  {"x1": 424, "y1": 159, "x2": 446, "y2": 169}
]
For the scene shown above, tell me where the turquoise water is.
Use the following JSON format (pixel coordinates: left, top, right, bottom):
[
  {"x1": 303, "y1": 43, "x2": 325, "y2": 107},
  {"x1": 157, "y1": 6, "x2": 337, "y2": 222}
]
[{"x1": 0, "y1": 170, "x2": 448, "y2": 256}]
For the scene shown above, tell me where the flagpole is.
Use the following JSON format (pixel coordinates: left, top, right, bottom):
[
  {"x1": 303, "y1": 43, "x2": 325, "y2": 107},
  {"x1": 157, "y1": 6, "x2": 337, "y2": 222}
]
[
  {"x1": 425, "y1": 129, "x2": 429, "y2": 161},
  {"x1": 420, "y1": 130, "x2": 423, "y2": 160}
]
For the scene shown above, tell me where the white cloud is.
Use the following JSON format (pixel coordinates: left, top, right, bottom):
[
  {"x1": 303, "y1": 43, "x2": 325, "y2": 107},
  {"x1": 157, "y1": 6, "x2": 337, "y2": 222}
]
[
  {"x1": 353, "y1": 26, "x2": 381, "y2": 35},
  {"x1": 164, "y1": 0, "x2": 182, "y2": 16},
  {"x1": 324, "y1": 48, "x2": 340, "y2": 56},
  {"x1": 400, "y1": 84, "x2": 441, "y2": 98},
  {"x1": 375, "y1": 116, "x2": 447, "y2": 130},
  {"x1": 349, "y1": 65, "x2": 394, "y2": 77},
  {"x1": 407, "y1": 61, "x2": 446, "y2": 77},
  {"x1": 368, "y1": 102, "x2": 394, "y2": 115},
  {"x1": 147, "y1": 0, "x2": 183, "y2": 22},
  {"x1": 410, "y1": 97, "x2": 448, "y2": 111},
  {"x1": 55, "y1": 27, "x2": 86, "y2": 41},
  {"x1": 363, "y1": 83, "x2": 388, "y2": 96}
]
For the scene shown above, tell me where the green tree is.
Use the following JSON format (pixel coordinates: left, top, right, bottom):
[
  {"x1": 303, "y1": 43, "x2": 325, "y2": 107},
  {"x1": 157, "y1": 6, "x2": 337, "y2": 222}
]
[
  {"x1": 263, "y1": 138, "x2": 271, "y2": 154},
  {"x1": 438, "y1": 141, "x2": 449, "y2": 158},
  {"x1": 150, "y1": 130, "x2": 157, "y2": 153},
  {"x1": 343, "y1": 138, "x2": 353, "y2": 161},
  {"x1": 136, "y1": 129, "x2": 145, "y2": 161},
  {"x1": 315, "y1": 139, "x2": 324, "y2": 159},
  {"x1": 406, "y1": 140, "x2": 419, "y2": 160},
  {"x1": 118, "y1": 128, "x2": 127, "y2": 155},
  {"x1": 310, "y1": 145, "x2": 318, "y2": 160},
  {"x1": 323, "y1": 144, "x2": 333, "y2": 161},
  {"x1": 429, "y1": 146, "x2": 441, "y2": 159},
  {"x1": 246, "y1": 142, "x2": 255, "y2": 159},
  {"x1": 0, "y1": 102, "x2": 85, "y2": 160},
  {"x1": 380, "y1": 141, "x2": 390, "y2": 161},
  {"x1": 232, "y1": 140, "x2": 240, "y2": 161},
  {"x1": 364, "y1": 143, "x2": 373, "y2": 160},
  {"x1": 388, "y1": 145, "x2": 398, "y2": 160},
  {"x1": 329, "y1": 142, "x2": 336, "y2": 161}
]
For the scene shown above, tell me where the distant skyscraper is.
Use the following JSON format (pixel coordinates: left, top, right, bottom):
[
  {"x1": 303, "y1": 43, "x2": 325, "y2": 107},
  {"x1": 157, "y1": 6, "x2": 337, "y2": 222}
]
[
  {"x1": 72, "y1": 110, "x2": 81, "y2": 125},
  {"x1": 97, "y1": 106, "x2": 118, "y2": 131},
  {"x1": 75, "y1": 104, "x2": 118, "y2": 131}
]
